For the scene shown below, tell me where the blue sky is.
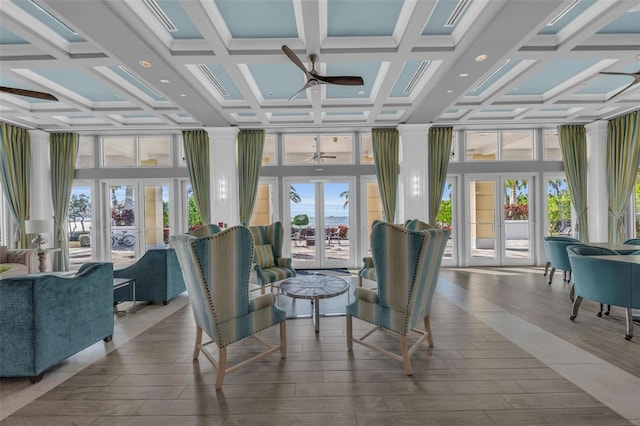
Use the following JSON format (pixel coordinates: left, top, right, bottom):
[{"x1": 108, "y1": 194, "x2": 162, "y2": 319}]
[{"x1": 290, "y1": 182, "x2": 349, "y2": 217}]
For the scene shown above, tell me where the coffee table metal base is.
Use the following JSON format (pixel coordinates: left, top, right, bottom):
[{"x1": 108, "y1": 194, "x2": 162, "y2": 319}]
[{"x1": 279, "y1": 275, "x2": 350, "y2": 333}]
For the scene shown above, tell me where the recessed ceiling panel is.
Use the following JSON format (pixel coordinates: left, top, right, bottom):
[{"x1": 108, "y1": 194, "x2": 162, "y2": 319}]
[
  {"x1": 32, "y1": 68, "x2": 122, "y2": 101},
  {"x1": 390, "y1": 61, "x2": 423, "y2": 97},
  {"x1": 0, "y1": 26, "x2": 28, "y2": 44},
  {"x1": 150, "y1": 0, "x2": 203, "y2": 39},
  {"x1": 537, "y1": 0, "x2": 597, "y2": 35},
  {"x1": 0, "y1": 77, "x2": 51, "y2": 103},
  {"x1": 506, "y1": 59, "x2": 599, "y2": 95},
  {"x1": 214, "y1": 0, "x2": 297, "y2": 38},
  {"x1": 576, "y1": 61, "x2": 640, "y2": 94},
  {"x1": 597, "y1": 10, "x2": 640, "y2": 34},
  {"x1": 327, "y1": 0, "x2": 403, "y2": 37},
  {"x1": 12, "y1": 0, "x2": 86, "y2": 42},
  {"x1": 200, "y1": 65, "x2": 244, "y2": 100},
  {"x1": 467, "y1": 59, "x2": 521, "y2": 96},
  {"x1": 248, "y1": 63, "x2": 307, "y2": 100},
  {"x1": 325, "y1": 62, "x2": 380, "y2": 98},
  {"x1": 422, "y1": 0, "x2": 473, "y2": 36},
  {"x1": 108, "y1": 66, "x2": 166, "y2": 101}
]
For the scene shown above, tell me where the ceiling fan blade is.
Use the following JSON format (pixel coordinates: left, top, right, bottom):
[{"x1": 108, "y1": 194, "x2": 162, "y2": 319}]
[
  {"x1": 313, "y1": 74, "x2": 364, "y2": 86},
  {"x1": 281, "y1": 45, "x2": 313, "y2": 79},
  {"x1": 0, "y1": 86, "x2": 58, "y2": 101},
  {"x1": 607, "y1": 80, "x2": 640, "y2": 101},
  {"x1": 599, "y1": 71, "x2": 635, "y2": 77},
  {"x1": 288, "y1": 80, "x2": 315, "y2": 102}
]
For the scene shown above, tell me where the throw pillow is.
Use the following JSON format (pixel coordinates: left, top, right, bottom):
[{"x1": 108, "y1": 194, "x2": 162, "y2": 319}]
[{"x1": 255, "y1": 244, "x2": 275, "y2": 268}]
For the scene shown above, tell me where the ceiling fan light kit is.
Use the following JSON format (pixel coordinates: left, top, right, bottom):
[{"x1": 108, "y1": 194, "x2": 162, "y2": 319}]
[{"x1": 281, "y1": 45, "x2": 364, "y2": 101}]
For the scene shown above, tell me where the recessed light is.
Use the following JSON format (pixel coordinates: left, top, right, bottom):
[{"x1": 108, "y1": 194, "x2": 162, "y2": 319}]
[
  {"x1": 139, "y1": 60, "x2": 152, "y2": 68},
  {"x1": 160, "y1": 79, "x2": 170, "y2": 84},
  {"x1": 358, "y1": 90, "x2": 365, "y2": 95},
  {"x1": 180, "y1": 93, "x2": 186, "y2": 97},
  {"x1": 447, "y1": 89, "x2": 453, "y2": 93},
  {"x1": 459, "y1": 73, "x2": 469, "y2": 77},
  {"x1": 475, "y1": 54, "x2": 488, "y2": 62}
]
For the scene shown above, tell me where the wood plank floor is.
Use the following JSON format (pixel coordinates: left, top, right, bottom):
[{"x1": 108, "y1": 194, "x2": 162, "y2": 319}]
[{"x1": 1, "y1": 267, "x2": 638, "y2": 425}]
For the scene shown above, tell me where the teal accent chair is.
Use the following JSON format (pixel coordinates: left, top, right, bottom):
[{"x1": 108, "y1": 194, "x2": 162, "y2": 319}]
[
  {"x1": 248, "y1": 222, "x2": 296, "y2": 293},
  {"x1": 566, "y1": 244, "x2": 618, "y2": 316},
  {"x1": 0, "y1": 263, "x2": 114, "y2": 383},
  {"x1": 358, "y1": 220, "x2": 435, "y2": 287},
  {"x1": 567, "y1": 245, "x2": 639, "y2": 340},
  {"x1": 623, "y1": 238, "x2": 640, "y2": 246},
  {"x1": 347, "y1": 222, "x2": 449, "y2": 375},
  {"x1": 170, "y1": 225, "x2": 287, "y2": 389},
  {"x1": 113, "y1": 249, "x2": 186, "y2": 305},
  {"x1": 543, "y1": 236, "x2": 580, "y2": 284}
]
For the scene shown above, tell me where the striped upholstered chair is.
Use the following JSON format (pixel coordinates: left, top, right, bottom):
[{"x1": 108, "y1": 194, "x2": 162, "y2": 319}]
[
  {"x1": 248, "y1": 222, "x2": 296, "y2": 293},
  {"x1": 170, "y1": 225, "x2": 287, "y2": 389},
  {"x1": 347, "y1": 222, "x2": 449, "y2": 375}
]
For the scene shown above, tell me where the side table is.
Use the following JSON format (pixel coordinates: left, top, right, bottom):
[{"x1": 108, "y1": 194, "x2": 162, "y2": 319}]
[{"x1": 36, "y1": 248, "x2": 61, "y2": 272}]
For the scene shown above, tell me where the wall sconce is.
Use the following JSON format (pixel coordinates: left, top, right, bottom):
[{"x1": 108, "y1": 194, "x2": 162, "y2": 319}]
[
  {"x1": 411, "y1": 175, "x2": 420, "y2": 198},
  {"x1": 218, "y1": 177, "x2": 227, "y2": 201}
]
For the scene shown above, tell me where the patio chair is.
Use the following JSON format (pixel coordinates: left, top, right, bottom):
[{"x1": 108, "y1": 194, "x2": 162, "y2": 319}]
[
  {"x1": 170, "y1": 226, "x2": 287, "y2": 389},
  {"x1": 347, "y1": 222, "x2": 449, "y2": 375}
]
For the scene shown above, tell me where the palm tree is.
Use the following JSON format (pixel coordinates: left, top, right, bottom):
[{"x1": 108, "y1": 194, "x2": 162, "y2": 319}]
[
  {"x1": 340, "y1": 190, "x2": 349, "y2": 209},
  {"x1": 290, "y1": 186, "x2": 301, "y2": 203}
]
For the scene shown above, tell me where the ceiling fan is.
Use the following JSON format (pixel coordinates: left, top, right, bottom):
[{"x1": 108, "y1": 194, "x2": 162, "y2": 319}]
[
  {"x1": 305, "y1": 152, "x2": 337, "y2": 162},
  {"x1": 0, "y1": 86, "x2": 58, "y2": 101},
  {"x1": 281, "y1": 45, "x2": 364, "y2": 101},
  {"x1": 598, "y1": 70, "x2": 640, "y2": 100}
]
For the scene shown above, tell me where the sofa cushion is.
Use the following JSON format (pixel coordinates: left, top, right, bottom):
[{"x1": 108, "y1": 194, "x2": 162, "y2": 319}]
[
  {"x1": 0, "y1": 263, "x2": 29, "y2": 278},
  {"x1": 0, "y1": 246, "x2": 7, "y2": 263},
  {"x1": 255, "y1": 244, "x2": 275, "y2": 268}
]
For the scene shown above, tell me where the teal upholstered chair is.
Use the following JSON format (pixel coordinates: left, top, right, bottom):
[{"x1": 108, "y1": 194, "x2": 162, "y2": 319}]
[
  {"x1": 113, "y1": 248, "x2": 186, "y2": 305},
  {"x1": 347, "y1": 222, "x2": 449, "y2": 375},
  {"x1": 566, "y1": 244, "x2": 618, "y2": 316},
  {"x1": 623, "y1": 238, "x2": 640, "y2": 246},
  {"x1": 171, "y1": 225, "x2": 287, "y2": 389},
  {"x1": 248, "y1": 222, "x2": 296, "y2": 293},
  {"x1": 358, "y1": 220, "x2": 435, "y2": 287},
  {"x1": 567, "y1": 245, "x2": 639, "y2": 340},
  {"x1": 543, "y1": 236, "x2": 580, "y2": 284}
]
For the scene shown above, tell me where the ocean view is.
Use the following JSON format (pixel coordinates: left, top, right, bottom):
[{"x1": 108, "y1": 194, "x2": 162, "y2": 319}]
[{"x1": 292, "y1": 216, "x2": 350, "y2": 228}]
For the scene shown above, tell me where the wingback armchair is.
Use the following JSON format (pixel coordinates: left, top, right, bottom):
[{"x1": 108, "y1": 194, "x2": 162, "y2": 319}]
[
  {"x1": 170, "y1": 225, "x2": 287, "y2": 389},
  {"x1": 357, "y1": 219, "x2": 435, "y2": 287},
  {"x1": 248, "y1": 222, "x2": 296, "y2": 293},
  {"x1": 347, "y1": 222, "x2": 449, "y2": 375}
]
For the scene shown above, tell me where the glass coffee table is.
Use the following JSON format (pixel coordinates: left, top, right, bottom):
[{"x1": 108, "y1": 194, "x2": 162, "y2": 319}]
[{"x1": 279, "y1": 274, "x2": 350, "y2": 333}]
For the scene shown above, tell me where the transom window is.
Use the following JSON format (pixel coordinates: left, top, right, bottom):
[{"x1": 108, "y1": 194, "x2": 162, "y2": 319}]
[{"x1": 102, "y1": 136, "x2": 171, "y2": 167}]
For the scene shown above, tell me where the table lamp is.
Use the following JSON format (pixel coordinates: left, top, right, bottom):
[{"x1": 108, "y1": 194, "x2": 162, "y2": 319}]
[{"x1": 24, "y1": 219, "x2": 52, "y2": 250}]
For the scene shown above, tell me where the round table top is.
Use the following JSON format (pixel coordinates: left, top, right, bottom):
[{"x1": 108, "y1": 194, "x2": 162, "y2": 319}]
[{"x1": 280, "y1": 274, "x2": 350, "y2": 300}]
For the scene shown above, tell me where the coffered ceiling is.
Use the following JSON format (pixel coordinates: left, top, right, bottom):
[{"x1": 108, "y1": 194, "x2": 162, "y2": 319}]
[{"x1": 0, "y1": 0, "x2": 638, "y2": 132}]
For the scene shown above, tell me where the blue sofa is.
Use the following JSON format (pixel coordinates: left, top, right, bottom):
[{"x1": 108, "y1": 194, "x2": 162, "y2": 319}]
[
  {"x1": 113, "y1": 249, "x2": 186, "y2": 305},
  {"x1": 0, "y1": 262, "x2": 114, "y2": 383}
]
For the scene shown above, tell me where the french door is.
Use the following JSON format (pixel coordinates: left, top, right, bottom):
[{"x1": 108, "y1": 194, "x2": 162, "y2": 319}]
[
  {"x1": 465, "y1": 175, "x2": 534, "y2": 266},
  {"x1": 285, "y1": 177, "x2": 354, "y2": 269},
  {"x1": 104, "y1": 180, "x2": 171, "y2": 268}
]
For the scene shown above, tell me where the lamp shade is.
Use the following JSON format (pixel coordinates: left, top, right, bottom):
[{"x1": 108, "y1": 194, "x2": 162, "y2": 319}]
[{"x1": 24, "y1": 219, "x2": 53, "y2": 234}]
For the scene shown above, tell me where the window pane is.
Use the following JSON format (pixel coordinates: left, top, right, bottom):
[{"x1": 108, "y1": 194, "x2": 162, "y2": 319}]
[
  {"x1": 76, "y1": 137, "x2": 94, "y2": 168},
  {"x1": 139, "y1": 136, "x2": 171, "y2": 166},
  {"x1": 103, "y1": 137, "x2": 135, "y2": 166},
  {"x1": 544, "y1": 131, "x2": 562, "y2": 160},
  {"x1": 68, "y1": 186, "x2": 93, "y2": 269},
  {"x1": 438, "y1": 180, "x2": 454, "y2": 259},
  {"x1": 262, "y1": 135, "x2": 277, "y2": 165},
  {"x1": 361, "y1": 133, "x2": 373, "y2": 164},
  {"x1": 502, "y1": 131, "x2": 533, "y2": 160},
  {"x1": 318, "y1": 134, "x2": 353, "y2": 164},
  {"x1": 546, "y1": 178, "x2": 572, "y2": 236},
  {"x1": 186, "y1": 184, "x2": 203, "y2": 231},
  {"x1": 466, "y1": 131, "x2": 497, "y2": 161},
  {"x1": 284, "y1": 134, "x2": 316, "y2": 164}
]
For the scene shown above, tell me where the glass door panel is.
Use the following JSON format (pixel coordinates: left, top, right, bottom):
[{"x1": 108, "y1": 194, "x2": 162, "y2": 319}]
[
  {"x1": 322, "y1": 182, "x2": 350, "y2": 266},
  {"x1": 68, "y1": 184, "x2": 94, "y2": 270},
  {"x1": 546, "y1": 177, "x2": 572, "y2": 237},
  {"x1": 468, "y1": 179, "x2": 497, "y2": 263},
  {"x1": 108, "y1": 184, "x2": 137, "y2": 268},
  {"x1": 503, "y1": 179, "x2": 530, "y2": 259},
  {"x1": 290, "y1": 182, "x2": 317, "y2": 266},
  {"x1": 438, "y1": 179, "x2": 456, "y2": 264}
]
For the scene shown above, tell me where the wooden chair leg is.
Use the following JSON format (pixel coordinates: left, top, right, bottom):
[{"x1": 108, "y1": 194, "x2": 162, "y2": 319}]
[
  {"x1": 400, "y1": 335, "x2": 412, "y2": 375},
  {"x1": 215, "y1": 347, "x2": 227, "y2": 390},
  {"x1": 280, "y1": 321, "x2": 287, "y2": 358},
  {"x1": 424, "y1": 315, "x2": 434, "y2": 347},
  {"x1": 29, "y1": 373, "x2": 44, "y2": 384},
  {"x1": 346, "y1": 314, "x2": 353, "y2": 349},
  {"x1": 193, "y1": 326, "x2": 203, "y2": 359}
]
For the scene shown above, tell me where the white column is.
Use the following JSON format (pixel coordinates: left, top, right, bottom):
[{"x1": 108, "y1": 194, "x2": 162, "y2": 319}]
[
  {"x1": 585, "y1": 121, "x2": 608, "y2": 242},
  {"x1": 398, "y1": 124, "x2": 431, "y2": 223},
  {"x1": 207, "y1": 127, "x2": 239, "y2": 227}
]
